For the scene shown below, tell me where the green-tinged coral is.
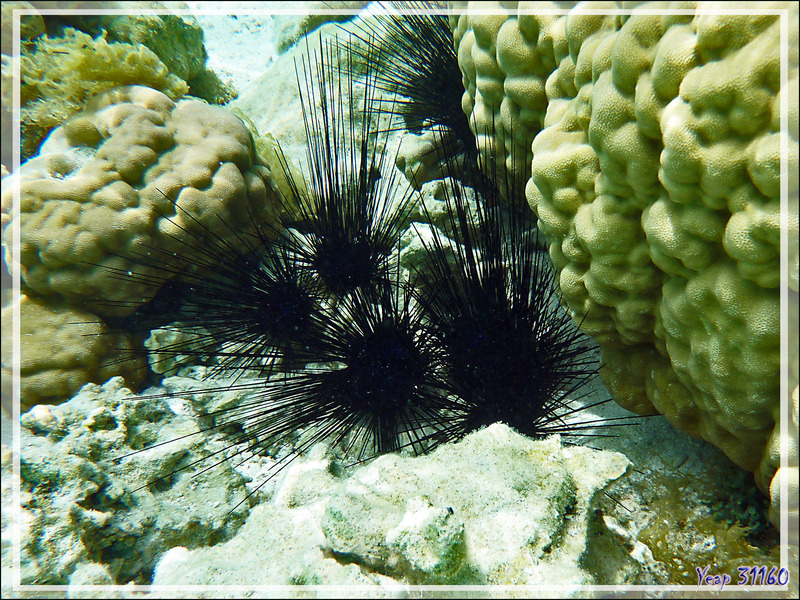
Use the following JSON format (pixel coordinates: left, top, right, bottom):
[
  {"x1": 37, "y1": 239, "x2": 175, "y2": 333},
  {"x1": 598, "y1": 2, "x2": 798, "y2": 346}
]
[
  {"x1": 19, "y1": 27, "x2": 189, "y2": 159},
  {"x1": 453, "y1": 3, "x2": 560, "y2": 182},
  {"x1": 57, "y1": 8, "x2": 208, "y2": 83},
  {"x1": 47, "y1": 6, "x2": 239, "y2": 104},
  {"x1": 1, "y1": 294, "x2": 146, "y2": 410},
  {"x1": 454, "y1": 1, "x2": 798, "y2": 527}
]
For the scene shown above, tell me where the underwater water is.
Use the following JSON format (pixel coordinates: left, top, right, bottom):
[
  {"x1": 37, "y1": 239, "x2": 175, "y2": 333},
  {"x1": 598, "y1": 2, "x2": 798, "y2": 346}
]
[{"x1": 1, "y1": 1, "x2": 797, "y2": 596}]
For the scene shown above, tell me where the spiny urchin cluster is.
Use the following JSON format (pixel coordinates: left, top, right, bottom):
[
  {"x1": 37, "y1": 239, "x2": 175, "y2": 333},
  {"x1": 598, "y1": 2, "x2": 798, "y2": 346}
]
[{"x1": 110, "y1": 23, "x2": 631, "y2": 500}]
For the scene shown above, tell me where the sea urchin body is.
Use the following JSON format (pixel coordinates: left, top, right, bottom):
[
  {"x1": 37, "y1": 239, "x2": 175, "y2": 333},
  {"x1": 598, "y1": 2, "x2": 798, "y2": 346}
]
[{"x1": 413, "y1": 133, "x2": 606, "y2": 446}]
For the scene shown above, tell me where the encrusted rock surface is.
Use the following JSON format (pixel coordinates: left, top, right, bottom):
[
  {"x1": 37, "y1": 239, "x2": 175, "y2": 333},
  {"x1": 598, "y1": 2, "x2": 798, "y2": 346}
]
[
  {"x1": 13, "y1": 377, "x2": 251, "y2": 585},
  {"x1": 152, "y1": 423, "x2": 644, "y2": 589}
]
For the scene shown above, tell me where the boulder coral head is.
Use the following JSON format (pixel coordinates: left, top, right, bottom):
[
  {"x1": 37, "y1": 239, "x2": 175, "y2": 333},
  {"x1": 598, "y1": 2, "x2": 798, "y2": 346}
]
[
  {"x1": 453, "y1": 1, "x2": 798, "y2": 527},
  {"x1": 4, "y1": 85, "x2": 284, "y2": 319},
  {"x1": 1, "y1": 84, "x2": 289, "y2": 406}
]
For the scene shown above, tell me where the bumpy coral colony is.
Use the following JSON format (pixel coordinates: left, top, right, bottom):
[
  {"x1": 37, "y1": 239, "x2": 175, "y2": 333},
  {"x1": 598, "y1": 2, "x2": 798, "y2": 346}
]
[{"x1": 452, "y1": 1, "x2": 797, "y2": 529}]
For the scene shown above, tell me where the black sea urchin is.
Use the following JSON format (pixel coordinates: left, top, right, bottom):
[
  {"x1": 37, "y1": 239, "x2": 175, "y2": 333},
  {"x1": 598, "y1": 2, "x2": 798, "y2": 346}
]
[
  {"x1": 412, "y1": 132, "x2": 623, "y2": 447},
  {"x1": 240, "y1": 275, "x2": 455, "y2": 467},
  {"x1": 109, "y1": 37, "x2": 453, "y2": 498},
  {"x1": 106, "y1": 36, "x2": 419, "y2": 378},
  {"x1": 116, "y1": 273, "x2": 456, "y2": 503},
  {"x1": 278, "y1": 38, "x2": 418, "y2": 300},
  {"x1": 94, "y1": 201, "x2": 325, "y2": 387},
  {"x1": 343, "y1": 3, "x2": 477, "y2": 166},
  {"x1": 107, "y1": 28, "x2": 628, "y2": 510}
]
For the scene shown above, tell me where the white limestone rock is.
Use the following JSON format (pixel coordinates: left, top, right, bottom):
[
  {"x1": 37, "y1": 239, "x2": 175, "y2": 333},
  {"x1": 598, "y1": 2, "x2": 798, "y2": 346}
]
[
  {"x1": 16, "y1": 377, "x2": 252, "y2": 585},
  {"x1": 144, "y1": 324, "x2": 215, "y2": 376},
  {"x1": 152, "y1": 423, "x2": 639, "y2": 589},
  {"x1": 321, "y1": 424, "x2": 630, "y2": 585}
]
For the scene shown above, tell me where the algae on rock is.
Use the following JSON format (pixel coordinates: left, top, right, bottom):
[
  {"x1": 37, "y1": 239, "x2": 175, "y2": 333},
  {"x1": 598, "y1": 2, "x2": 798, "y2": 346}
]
[
  {"x1": 15, "y1": 377, "x2": 251, "y2": 585},
  {"x1": 18, "y1": 27, "x2": 188, "y2": 160}
]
